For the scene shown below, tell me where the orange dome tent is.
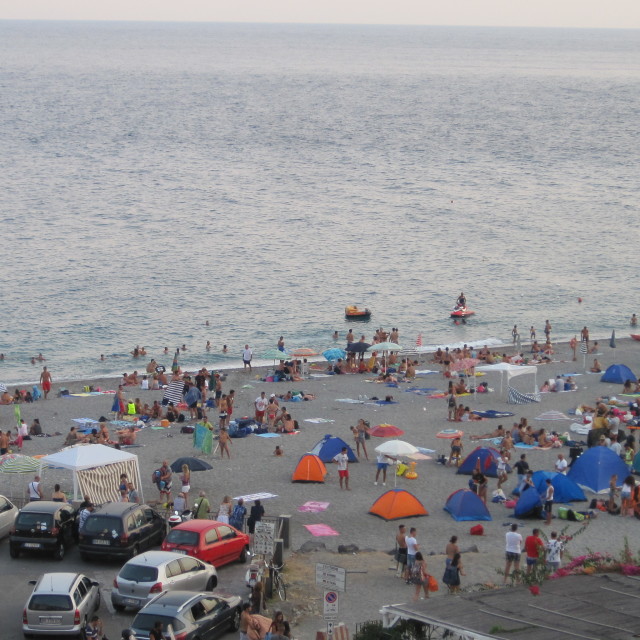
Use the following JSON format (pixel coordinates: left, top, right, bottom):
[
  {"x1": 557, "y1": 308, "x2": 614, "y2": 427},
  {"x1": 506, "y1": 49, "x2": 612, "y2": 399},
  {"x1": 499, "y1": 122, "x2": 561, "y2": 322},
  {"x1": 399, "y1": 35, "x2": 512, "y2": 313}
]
[
  {"x1": 369, "y1": 488, "x2": 428, "y2": 521},
  {"x1": 292, "y1": 453, "x2": 327, "y2": 483}
]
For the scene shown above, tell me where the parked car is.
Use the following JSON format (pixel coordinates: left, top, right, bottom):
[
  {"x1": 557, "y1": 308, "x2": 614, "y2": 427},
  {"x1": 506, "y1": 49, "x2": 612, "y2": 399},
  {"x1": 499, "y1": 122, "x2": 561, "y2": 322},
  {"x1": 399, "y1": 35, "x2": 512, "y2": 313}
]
[
  {"x1": 0, "y1": 494, "x2": 18, "y2": 538},
  {"x1": 22, "y1": 572, "x2": 100, "y2": 637},
  {"x1": 78, "y1": 502, "x2": 166, "y2": 560},
  {"x1": 162, "y1": 520, "x2": 250, "y2": 567},
  {"x1": 10, "y1": 501, "x2": 77, "y2": 560},
  {"x1": 131, "y1": 590, "x2": 242, "y2": 640},
  {"x1": 112, "y1": 550, "x2": 218, "y2": 611}
]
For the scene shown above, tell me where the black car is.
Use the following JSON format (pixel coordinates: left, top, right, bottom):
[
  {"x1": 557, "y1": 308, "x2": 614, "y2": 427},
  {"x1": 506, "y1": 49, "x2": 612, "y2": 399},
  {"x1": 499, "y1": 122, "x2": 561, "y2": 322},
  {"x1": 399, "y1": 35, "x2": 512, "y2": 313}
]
[
  {"x1": 131, "y1": 590, "x2": 242, "y2": 640},
  {"x1": 78, "y1": 502, "x2": 166, "y2": 560},
  {"x1": 10, "y1": 501, "x2": 77, "y2": 560}
]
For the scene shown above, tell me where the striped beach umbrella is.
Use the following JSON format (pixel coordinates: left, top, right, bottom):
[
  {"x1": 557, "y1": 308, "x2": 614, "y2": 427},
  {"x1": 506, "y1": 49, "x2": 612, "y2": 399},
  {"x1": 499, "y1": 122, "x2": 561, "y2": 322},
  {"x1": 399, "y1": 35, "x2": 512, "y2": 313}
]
[
  {"x1": 292, "y1": 348, "x2": 319, "y2": 358},
  {"x1": 163, "y1": 379, "x2": 184, "y2": 406},
  {"x1": 0, "y1": 454, "x2": 41, "y2": 474},
  {"x1": 416, "y1": 334, "x2": 423, "y2": 347},
  {"x1": 0, "y1": 383, "x2": 7, "y2": 393}
]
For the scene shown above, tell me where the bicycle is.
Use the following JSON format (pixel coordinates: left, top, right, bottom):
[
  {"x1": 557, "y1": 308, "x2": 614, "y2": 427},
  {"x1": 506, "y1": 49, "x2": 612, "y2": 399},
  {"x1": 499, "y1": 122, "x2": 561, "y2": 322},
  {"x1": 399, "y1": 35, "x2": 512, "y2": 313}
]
[{"x1": 267, "y1": 560, "x2": 287, "y2": 601}]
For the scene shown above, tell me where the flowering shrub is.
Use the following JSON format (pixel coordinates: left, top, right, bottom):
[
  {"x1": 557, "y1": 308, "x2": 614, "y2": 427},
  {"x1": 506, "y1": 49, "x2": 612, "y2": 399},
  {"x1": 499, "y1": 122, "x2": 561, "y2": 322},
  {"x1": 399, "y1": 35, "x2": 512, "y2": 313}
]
[{"x1": 549, "y1": 545, "x2": 640, "y2": 579}]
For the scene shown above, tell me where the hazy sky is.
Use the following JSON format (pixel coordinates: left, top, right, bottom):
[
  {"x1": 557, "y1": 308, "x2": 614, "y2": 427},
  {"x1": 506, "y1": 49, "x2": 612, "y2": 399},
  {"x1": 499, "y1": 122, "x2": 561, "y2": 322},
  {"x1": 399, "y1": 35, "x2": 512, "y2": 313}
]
[{"x1": 2, "y1": 0, "x2": 640, "y2": 29}]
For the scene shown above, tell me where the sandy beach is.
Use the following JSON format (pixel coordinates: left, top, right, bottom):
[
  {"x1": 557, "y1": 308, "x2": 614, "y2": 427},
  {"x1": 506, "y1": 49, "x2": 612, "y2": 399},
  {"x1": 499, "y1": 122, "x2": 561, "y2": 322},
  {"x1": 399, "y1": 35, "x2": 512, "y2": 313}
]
[{"x1": 1, "y1": 337, "x2": 639, "y2": 637}]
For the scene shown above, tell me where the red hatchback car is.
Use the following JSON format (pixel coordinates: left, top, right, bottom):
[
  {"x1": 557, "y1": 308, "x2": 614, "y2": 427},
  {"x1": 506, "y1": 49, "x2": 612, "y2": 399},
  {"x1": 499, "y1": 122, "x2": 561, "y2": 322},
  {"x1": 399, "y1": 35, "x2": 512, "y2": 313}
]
[{"x1": 162, "y1": 520, "x2": 250, "y2": 567}]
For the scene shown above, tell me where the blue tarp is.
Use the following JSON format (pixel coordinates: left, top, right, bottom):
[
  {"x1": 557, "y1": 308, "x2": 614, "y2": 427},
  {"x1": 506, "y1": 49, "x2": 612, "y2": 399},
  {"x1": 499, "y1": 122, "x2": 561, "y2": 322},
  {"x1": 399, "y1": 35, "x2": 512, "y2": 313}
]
[
  {"x1": 568, "y1": 446, "x2": 630, "y2": 493},
  {"x1": 444, "y1": 489, "x2": 492, "y2": 521},
  {"x1": 309, "y1": 434, "x2": 358, "y2": 462},
  {"x1": 457, "y1": 446, "x2": 510, "y2": 478},
  {"x1": 600, "y1": 363, "x2": 637, "y2": 384}
]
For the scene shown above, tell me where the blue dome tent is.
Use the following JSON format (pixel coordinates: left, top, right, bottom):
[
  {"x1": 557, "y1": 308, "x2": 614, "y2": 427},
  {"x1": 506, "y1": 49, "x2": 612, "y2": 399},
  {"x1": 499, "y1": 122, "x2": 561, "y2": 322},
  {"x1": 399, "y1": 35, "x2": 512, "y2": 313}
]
[
  {"x1": 444, "y1": 489, "x2": 492, "y2": 521},
  {"x1": 600, "y1": 364, "x2": 637, "y2": 384},
  {"x1": 530, "y1": 470, "x2": 586, "y2": 503},
  {"x1": 568, "y1": 446, "x2": 629, "y2": 493},
  {"x1": 514, "y1": 486, "x2": 543, "y2": 518},
  {"x1": 457, "y1": 446, "x2": 509, "y2": 478},
  {"x1": 309, "y1": 434, "x2": 358, "y2": 463}
]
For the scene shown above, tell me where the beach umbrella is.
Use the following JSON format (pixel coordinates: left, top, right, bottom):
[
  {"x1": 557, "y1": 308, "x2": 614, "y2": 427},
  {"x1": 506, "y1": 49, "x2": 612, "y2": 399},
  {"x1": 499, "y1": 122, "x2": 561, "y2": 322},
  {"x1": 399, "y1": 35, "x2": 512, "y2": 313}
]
[
  {"x1": 292, "y1": 348, "x2": 319, "y2": 358},
  {"x1": 0, "y1": 454, "x2": 41, "y2": 474},
  {"x1": 369, "y1": 424, "x2": 405, "y2": 438},
  {"x1": 163, "y1": 378, "x2": 184, "y2": 406},
  {"x1": 346, "y1": 342, "x2": 370, "y2": 354},
  {"x1": 169, "y1": 457, "x2": 213, "y2": 473},
  {"x1": 0, "y1": 383, "x2": 6, "y2": 393},
  {"x1": 451, "y1": 358, "x2": 480, "y2": 372},
  {"x1": 323, "y1": 348, "x2": 346, "y2": 362},
  {"x1": 610, "y1": 330, "x2": 616, "y2": 360},
  {"x1": 262, "y1": 348, "x2": 290, "y2": 364},
  {"x1": 580, "y1": 340, "x2": 588, "y2": 371},
  {"x1": 416, "y1": 334, "x2": 423, "y2": 347},
  {"x1": 374, "y1": 440, "x2": 419, "y2": 457}
]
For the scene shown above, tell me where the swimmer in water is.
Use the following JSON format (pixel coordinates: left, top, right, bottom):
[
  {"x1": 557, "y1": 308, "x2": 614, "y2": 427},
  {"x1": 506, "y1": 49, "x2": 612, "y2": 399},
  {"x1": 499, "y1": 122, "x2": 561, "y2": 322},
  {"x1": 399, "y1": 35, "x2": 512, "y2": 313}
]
[
  {"x1": 36, "y1": 353, "x2": 46, "y2": 361},
  {"x1": 222, "y1": 345, "x2": 228, "y2": 353},
  {"x1": 164, "y1": 347, "x2": 169, "y2": 354},
  {"x1": 100, "y1": 354, "x2": 105, "y2": 361},
  {"x1": 332, "y1": 331, "x2": 339, "y2": 340},
  {"x1": 206, "y1": 341, "x2": 211, "y2": 351}
]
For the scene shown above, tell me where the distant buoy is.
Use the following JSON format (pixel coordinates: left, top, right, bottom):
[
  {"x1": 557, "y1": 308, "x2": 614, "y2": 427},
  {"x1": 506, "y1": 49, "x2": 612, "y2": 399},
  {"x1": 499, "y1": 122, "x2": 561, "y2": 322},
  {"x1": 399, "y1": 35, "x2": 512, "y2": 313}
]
[{"x1": 578, "y1": 297, "x2": 583, "y2": 303}]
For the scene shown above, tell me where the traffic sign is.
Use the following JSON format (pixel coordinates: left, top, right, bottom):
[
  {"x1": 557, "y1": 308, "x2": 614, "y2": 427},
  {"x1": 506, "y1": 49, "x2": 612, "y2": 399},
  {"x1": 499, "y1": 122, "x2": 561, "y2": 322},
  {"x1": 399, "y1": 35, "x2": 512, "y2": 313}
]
[
  {"x1": 326, "y1": 620, "x2": 335, "y2": 638},
  {"x1": 324, "y1": 590, "x2": 339, "y2": 620},
  {"x1": 253, "y1": 521, "x2": 275, "y2": 556},
  {"x1": 316, "y1": 563, "x2": 347, "y2": 592}
]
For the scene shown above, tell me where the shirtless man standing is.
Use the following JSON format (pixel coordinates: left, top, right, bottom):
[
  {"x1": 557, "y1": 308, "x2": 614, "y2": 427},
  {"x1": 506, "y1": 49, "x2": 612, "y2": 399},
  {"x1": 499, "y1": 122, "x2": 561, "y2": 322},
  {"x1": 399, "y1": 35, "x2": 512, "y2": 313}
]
[
  {"x1": 395, "y1": 524, "x2": 408, "y2": 577},
  {"x1": 40, "y1": 366, "x2": 52, "y2": 400}
]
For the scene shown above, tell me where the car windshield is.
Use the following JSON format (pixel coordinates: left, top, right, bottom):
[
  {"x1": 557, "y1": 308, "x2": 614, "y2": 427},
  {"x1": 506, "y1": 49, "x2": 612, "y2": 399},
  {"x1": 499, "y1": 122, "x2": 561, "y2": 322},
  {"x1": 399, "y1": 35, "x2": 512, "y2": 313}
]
[
  {"x1": 83, "y1": 515, "x2": 123, "y2": 534},
  {"x1": 132, "y1": 613, "x2": 185, "y2": 632},
  {"x1": 166, "y1": 529, "x2": 199, "y2": 546},
  {"x1": 119, "y1": 564, "x2": 159, "y2": 583},
  {"x1": 29, "y1": 594, "x2": 73, "y2": 611},
  {"x1": 16, "y1": 513, "x2": 53, "y2": 529}
]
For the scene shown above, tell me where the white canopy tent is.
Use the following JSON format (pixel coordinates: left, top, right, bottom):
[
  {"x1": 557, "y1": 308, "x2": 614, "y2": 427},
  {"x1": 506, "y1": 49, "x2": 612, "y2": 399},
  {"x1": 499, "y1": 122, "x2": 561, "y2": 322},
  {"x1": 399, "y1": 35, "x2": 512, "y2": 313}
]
[
  {"x1": 476, "y1": 363, "x2": 538, "y2": 397},
  {"x1": 40, "y1": 444, "x2": 143, "y2": 504}
]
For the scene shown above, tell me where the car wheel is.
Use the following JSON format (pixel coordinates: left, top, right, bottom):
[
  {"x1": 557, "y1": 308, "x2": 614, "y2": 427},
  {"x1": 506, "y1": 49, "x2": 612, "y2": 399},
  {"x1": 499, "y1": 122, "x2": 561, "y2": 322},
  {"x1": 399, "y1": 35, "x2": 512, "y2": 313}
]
[
  {"x1": 9, "y1": 545, "x2": 19, "y2": 559},
  {"x1": 230, "y1": 608, "x2": 241, "y2": 631},
  {"x1": 130, "y1": 544, "x2": 140, "y2": 559},
  {"x1": 54, "y1": 543, "x2": 65, "y2": 561},
  {"x1": 205, "y1": 576, "x2": 217, "y2": 591},
  {"x1": 95, "y1": 589, "x2": 101, "y2": 610},
  {"x1": 239, "y1": 546, "x2": 248, "y2": 563}
]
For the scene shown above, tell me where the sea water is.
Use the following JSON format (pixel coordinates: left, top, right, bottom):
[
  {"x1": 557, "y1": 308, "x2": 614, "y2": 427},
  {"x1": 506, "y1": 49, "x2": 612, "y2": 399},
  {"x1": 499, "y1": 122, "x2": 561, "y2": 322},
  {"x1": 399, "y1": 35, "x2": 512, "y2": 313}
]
[{"x1": 1, "y1": 22, "x2": 639, "y2": 383}]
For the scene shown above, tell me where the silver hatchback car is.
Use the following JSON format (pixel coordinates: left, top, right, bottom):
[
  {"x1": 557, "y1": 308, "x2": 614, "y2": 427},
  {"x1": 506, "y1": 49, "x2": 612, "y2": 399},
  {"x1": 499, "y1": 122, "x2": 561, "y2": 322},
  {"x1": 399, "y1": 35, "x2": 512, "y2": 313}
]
[
  {"x1": 111, "y1": 550, "x2": 218, "y2": 611},
  {"x1": 23, "y1": 572, "x2": 101, "y2": 637}
]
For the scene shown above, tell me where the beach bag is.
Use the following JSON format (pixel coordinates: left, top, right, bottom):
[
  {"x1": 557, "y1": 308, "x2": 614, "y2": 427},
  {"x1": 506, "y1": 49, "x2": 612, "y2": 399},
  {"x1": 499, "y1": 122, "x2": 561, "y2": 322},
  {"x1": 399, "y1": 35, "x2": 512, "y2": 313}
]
[
  {"x1": 427, "y1": 574, "x2": 439, "y2": 592},
  {"x1": 558, "y1": 506, "x2": 569, "y2": 520},
  {"x1": 151, "y1": 469, "x2": 162, "y2": 485},
  {"x1": 470, "y1": 524, "x2": 484, "y2": 536},
  {"x1": 180, "y1": 426, "x2": 195, "y2": 434}
]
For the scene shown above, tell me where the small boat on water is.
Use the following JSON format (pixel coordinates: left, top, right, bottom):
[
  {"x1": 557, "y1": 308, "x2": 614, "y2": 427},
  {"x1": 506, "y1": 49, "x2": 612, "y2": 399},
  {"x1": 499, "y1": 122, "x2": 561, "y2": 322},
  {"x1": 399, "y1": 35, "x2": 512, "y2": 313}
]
[
  {"x1": 450, "y1": 305, "x2": 475, "y2": 319},
  {"x1": 345, "y1": 305, "x2": 372, "y2": 320}
]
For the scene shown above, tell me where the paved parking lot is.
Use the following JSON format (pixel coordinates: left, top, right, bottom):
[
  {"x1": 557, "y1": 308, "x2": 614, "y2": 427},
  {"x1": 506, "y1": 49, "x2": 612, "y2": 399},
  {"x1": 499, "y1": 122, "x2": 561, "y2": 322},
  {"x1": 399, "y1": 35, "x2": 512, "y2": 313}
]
[{"x1": 0, "y1": 537, "x2": 249, "y2": 639}]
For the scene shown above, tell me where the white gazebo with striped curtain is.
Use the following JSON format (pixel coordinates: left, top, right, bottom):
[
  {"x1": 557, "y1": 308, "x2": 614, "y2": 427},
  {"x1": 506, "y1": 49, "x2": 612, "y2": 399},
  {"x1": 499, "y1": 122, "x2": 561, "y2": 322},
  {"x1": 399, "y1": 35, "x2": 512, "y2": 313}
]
[{"x1": 40, "y1": 444, "x2": 143, "y2": 504}]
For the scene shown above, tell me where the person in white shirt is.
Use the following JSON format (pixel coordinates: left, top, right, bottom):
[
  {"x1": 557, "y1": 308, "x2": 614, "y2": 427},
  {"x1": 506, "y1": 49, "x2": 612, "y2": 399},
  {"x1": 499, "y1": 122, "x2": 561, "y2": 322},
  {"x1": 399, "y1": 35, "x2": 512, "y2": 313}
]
[
  {"x1": 405, "y1": 527, "x2": 420, "y2": 573},
  {"x1": 254, "y1": 392, "x2": 268, "y2": 424},
  {"x1": 332, "y1": 447, "x2": 350, "y2": 490},
  {"x1": 242, "y1": 345, "x2": 253, "y2": 371},
  {"x1": 374, "y1": 452, "x2": 395, "y2": 486},
  {"x1": 554, "y1": 453, "x2": 568, "y2": 475},
  {"x1": 546, "y1": 531, "x2": 564, "y2": 572},
  {"x1": 497, "y1": 451, "x2": 508, "y2": 490},
  {"x1": 140, "y1": 375, "x2": 149, "y2": 390},
  {"x1": 545, "y1": 479, "x2": 555, "y2": 525},
  {"x1": 609, "y1": 434, "x2": 622, "y2": 457},
  {"x1": 504, "y1": 523, "x2": 523, "y2": 584},
  {"x1": 28, "y1": 475, "x2": 43, "y2": 502}
]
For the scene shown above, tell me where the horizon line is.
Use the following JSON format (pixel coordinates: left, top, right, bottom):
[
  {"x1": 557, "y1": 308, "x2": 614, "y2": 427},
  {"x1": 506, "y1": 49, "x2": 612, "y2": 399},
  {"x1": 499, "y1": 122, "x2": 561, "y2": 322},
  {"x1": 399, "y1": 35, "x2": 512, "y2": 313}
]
[{"x1": 1, "y1": 18, "x2": 639, "y2": 31}]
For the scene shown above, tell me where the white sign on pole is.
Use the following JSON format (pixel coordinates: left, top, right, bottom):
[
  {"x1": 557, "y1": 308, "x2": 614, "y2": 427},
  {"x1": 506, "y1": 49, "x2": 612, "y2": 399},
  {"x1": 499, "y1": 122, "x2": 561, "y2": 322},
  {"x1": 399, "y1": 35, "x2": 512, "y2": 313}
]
[
  {"x1": 316, "y1": 563, "x2": 346, "y2": 592},
  {"x1": 253, "y1": 521, "x2": 275, "y2": 556},
  {"x1": 323, "y1": 590, "x2": 339, "y2": 620}
]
